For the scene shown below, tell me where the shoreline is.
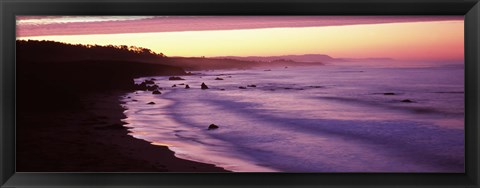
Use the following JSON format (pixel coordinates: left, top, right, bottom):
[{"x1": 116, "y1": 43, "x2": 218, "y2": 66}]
[
  {"x1": 122, "y1": 88, "x2": 280, "y2": 172},
  {"x1": 16, "y1": 90, "x2": 229, "y2": 172}
]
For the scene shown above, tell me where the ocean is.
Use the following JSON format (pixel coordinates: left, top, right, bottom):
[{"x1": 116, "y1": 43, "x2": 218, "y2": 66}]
[{"x1": 121, "y1": 64, "x2": 464, "y2": 172}]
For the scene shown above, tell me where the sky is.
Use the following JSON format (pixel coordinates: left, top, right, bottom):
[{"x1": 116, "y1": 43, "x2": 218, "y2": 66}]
[{"x1": 16, "y1": 16, "x2": 464, "y2": 62}]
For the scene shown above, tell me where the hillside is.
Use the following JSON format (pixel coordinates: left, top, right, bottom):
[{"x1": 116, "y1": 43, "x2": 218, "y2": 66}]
[
  {"x1": 16, "y1": 40, "x2": 186, "y2": 112},
  {"x1": 17, "y1": 40, "x2": 167, "y2": 63},
  {"x1": 17, "y1": 40, "x2": 274, "y2": 71}
]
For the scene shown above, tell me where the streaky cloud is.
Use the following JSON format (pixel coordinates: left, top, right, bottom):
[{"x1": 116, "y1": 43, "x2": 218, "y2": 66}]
[{"x1": 17, "y1": 16, "x2": 462, "y2": 37}]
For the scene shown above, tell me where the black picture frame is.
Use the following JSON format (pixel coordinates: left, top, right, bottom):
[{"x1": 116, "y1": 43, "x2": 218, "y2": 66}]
[{"x1": 1, "y1": 0, "x2": 479, "y2": 187}]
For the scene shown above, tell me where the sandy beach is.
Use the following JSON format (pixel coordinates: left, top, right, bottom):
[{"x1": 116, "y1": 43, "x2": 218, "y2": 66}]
[{"x1": 16, "y1": 90, "x2": 228, "y2": 172}]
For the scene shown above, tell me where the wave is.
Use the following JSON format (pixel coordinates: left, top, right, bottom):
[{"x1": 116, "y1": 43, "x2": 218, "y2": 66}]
[
  {"x1": 316, "y1": 96, "x2": 464, "y2": 117},
  {"x1": 157, "y1": 92, "x2": 464, "y2": 172}
]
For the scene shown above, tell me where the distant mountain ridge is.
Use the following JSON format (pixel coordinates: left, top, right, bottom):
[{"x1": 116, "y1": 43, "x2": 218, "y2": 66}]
[
  {"x1": 215, "y1": 54, "x2": 395, "y2": 64},
  {"x1": 336, "y1": 57, "x2": 396, "y2": 62},
  {"x1": 215, "y1": 54, "x2": 334, "y2": 63}
]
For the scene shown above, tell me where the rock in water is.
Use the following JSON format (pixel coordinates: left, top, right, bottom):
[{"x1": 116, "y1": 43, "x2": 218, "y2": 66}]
[
  {"x1": 147, "y1": 102, "x2": 155, "y2": 105},
  {"x1": 208, "y1": 124, "x2": 219, "y2": 130},
  {"x1": 172, "y1": 84, "x2": 177, "y2": 87},
  {"x1": 152, "y1": 90, "x2": 162, "y2": 94},
  {"x1": 169, "y1": 76, "x2": 185, "y2": 80},
  {"x1": 401, "y1": 99, "x2": 414, "y2": 103},
  {"x1": 215, "y1": 77, "x2": 224, "y2": 80},
  {"x1": 147, "y1": 84, "x2": 159, "y2": 91},
  {"x1": 144, "y1": 80, "x2": 155, "y2": 84},
  {"x1": 384, "y1": 92, "x2": 396, "y2": 95},
  {"x1": 247, "y1": 84, "x2": 256, "y2": 87},
  {"x1": 185, "y1": 84, "x2": 190, "y2": 89},
  {"x1": 201, "y1": 82, "x2": 209, "y2": 89},
  {"x1": 239, "y1": 86, "x2": 247, "y2": 89},
  {"x1": 135, "y1": 82, "x2": 148, "y2": 90}
]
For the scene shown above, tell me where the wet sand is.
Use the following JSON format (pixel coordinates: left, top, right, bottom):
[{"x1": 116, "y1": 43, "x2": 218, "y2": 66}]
[{"x1": 16, "y1": 91, "x2": 228, "y2": 172}]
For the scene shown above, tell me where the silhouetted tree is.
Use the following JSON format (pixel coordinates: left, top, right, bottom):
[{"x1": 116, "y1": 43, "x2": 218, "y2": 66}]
[{"x1": 16, "y1": 40, "x2": 167, "y2": 64}]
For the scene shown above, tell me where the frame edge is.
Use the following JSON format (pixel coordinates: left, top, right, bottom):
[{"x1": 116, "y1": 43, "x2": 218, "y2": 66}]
[
  {"x1": 466, "y1": 1, "x2": 480, "y2": 186},
  {"x1": 1, "y1": 1, "x2": 16, "y2": 187},
  {"x1": 1, "y1": 0, "x2": 480, "y2": 188}
]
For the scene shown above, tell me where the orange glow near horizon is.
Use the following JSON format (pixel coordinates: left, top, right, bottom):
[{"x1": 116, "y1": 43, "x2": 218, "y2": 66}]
[{"x1": 18, "y1": 20, "x2": 464, "y2": 62}]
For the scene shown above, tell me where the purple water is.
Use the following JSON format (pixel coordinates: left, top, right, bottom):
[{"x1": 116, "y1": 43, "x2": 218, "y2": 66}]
[{"x1": 121, "y1": 64, "x2": 464, "y2": 172}]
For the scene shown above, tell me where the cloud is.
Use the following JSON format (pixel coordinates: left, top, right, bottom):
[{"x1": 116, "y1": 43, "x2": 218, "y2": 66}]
[{"x1": 17, "y1": 16, "x2": 463, "y2": 37}]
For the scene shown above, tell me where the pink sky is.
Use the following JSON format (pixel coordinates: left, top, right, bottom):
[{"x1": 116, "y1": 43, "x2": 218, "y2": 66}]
[{"x1": 17, "y1": 16, "x2": 462, "y2": 37}]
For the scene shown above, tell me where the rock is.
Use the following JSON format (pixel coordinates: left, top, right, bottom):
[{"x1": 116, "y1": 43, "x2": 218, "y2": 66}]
[
  {"x1": 201, "y1": 82, "x2": 209, "y2": 89},
  {"x1": 150, "y1": 78, "x2": 156, "y2": 81},
  {"x1": 178, "y1": 83, "x2": 185, "y2": 85},
  {"x1": 147, "y1": 102, "x2": 155, "y2": 105},
  {"x1": 220, "y1": 89, "x2": 225, "y2": 91},
  {"x1": 401, "y1": 99, "x2": 414, "y2": 103},
  {"x1": 169, "y1": 76, "x2": 185, "y2": 80},
  {"x1": 146, "y1": 84, "x2": 159, "y2": 91},
  {"x1": 185, "y1": 84, "x2": 190, "y2": 89},
  {"x1": 208, "y1": 124, "x2": 219, "y2": 130},
  {"x1": 264, "y1": 69, "x2": 271, "y2": 71},
  {"x1": 134, "y1": 81, "x2": 160, "y2": 91},
  {"x1": 152, "y1": 90, "x2": 162, "y2": 94},
  {"x1": 172, "y1": 84, "x2": 177, "y2": 87},
  {"x1": 132, "y1": 99, "x2": 138, "y2": 102},
  {"x1": 127, "y1": 96, "x2": 131, "y2": 99},
  {"x1": 135, "y1": 82, "x2": 148, "y2": 90},
  {"x1": 247, "y1": 84, "x2": 256, "y2": 87},
  {"x1": 144, "y1": 80, "x2": 155, "y2": 84},
  {"x1": 384, "y1": 92, "x2": 396, "y2": 95},
  {"x1": 215, "y1": 77, "x2": 224, "y2": 80},
  {"x1": 239, "y1": 86, "x2": 247, "y2": 89}
]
